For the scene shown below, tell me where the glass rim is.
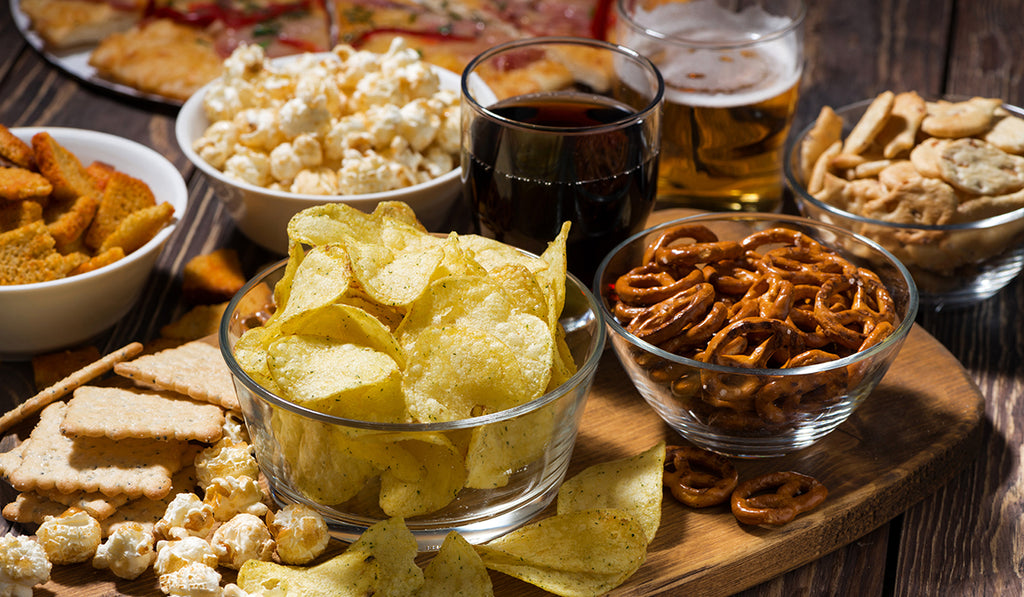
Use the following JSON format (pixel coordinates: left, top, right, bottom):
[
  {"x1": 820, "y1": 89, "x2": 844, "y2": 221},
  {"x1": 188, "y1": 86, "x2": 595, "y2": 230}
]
[
  {"x1": 592, "y1": 212, "x2": 920, "y2": 377},
  {"x1": 460, "y1": 36, "x2": 665, "y2": 135},
  {"x1": 615, "y1": 0, "x2": 807, "y2": 50},
  {"x1": 219, "y1": 258, "x2": 607, "y2": 432}
]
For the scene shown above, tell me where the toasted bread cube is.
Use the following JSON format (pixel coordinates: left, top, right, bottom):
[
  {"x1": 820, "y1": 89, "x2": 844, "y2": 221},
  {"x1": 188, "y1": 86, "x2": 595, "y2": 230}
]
[
  {"x1": 85, "y1": 170, "x2": 157, "y2": 250},
  {"x1": 0, "y1": 221, "x2": 88, "y2": 285},
  {"x1": 44, "y1": 194, "x2": 100, "y2": 251},
  {"x1": 0, "y1": 200, "x2": 43, "y2": 232},
  {"x1": 98, "y1": 201, "x2": 174, "y2": 255},
  {"x1": 0, "y1": 167, "x2": 53, "y2": 201},
  {"x1": 70, "y1": 246, "x2": 126, "y2": 276},
  {"x1": 86, "y1": 161, "x2": 117, "y2": 191},
  {"x1": 0, "y1": 125, "x2": 34, "y2": 169},
  {"x1": 182, "y1": 249, "x2": 245, "y2": 304},
  {"x1": 32, "y1": 132, "x2": 100, "y2": 202}
]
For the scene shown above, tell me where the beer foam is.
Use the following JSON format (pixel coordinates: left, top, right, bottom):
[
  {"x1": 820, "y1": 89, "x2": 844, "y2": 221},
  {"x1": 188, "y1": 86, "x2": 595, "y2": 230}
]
[{"x1": 623, "y1": 0, "x2": 801, "y2": 107}]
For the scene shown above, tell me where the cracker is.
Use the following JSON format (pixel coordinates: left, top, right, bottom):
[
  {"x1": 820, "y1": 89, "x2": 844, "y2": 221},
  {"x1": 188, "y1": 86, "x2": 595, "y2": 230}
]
[
  {"x1": 100, "y1": 466, "x2": 198, "y2": 537},
  {"x1": 937, "y1": 138, "x2": 1024, "y2": 196},
  {"x1": 984, "y1": 112, "x2": 1024, "y2": 155},
  {"x1": 799, "y1": 105, "x2": 843, "y2": 183},
  {"x1": 880, "y1": 91, "x2": 927, "y2": 159},
  {"x1": 921, "y1": 97, "x2": 1001, "y2": 138},
  {"x1": 115, "y1": 335, "x2": 240, "y2": 411},
  {"x1": 0, "y1": 342, "x2": 142, "y2": 435},
  {"x1": 61, "y1": 386, "x2": 225, "y2": 443},
  {"x1": 6, "y1": 402, "x2": 186, "y2": 500},
  {"x1": 1, "y1": 492, "x2": 67, "y2": 524},
  {"x1": 843, "y1": 90, "x2": 894, "y2": 155},
  {"x1": 36, "y1": 486, "x2": 131, "y2": 520}
]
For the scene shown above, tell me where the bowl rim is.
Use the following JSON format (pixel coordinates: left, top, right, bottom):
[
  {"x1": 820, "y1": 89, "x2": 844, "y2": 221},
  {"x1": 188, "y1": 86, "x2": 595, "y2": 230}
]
[
  {"x1": 0, "y1": 126, "x2": 185, "y2": 294},
  {"x1": 784, "y1": 96, "x2": 1024, "y2": 231},
  {"x1": 219, "y1": 258, "x2": 607, "y2": 431},
  {"x1": 593, "y1": 212, "x2": 920, "y2": 376},
  {"x1": 175, "y1": 54, "x2": 463, "y2": 205}
]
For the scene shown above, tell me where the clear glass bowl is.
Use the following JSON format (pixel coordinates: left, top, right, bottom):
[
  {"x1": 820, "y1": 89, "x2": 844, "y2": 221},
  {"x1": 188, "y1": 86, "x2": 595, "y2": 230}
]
[
  {"x1": 785, "y1": 98, "x2": 1024, "y2": 310},
  {"x1": 594, "y1": 213, "x2": 918, "y2": 458},
  {"x1": 220, "y1": 261, "x2": 605, "y2": 550}
]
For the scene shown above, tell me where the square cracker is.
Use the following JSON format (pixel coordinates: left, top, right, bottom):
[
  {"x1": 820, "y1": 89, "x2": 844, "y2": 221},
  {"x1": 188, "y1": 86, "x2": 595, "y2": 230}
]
[
  {"x1": 61, "y1": 385, "x2": 225, "y2": 443},
  {"x1": 114, "y1": 335, "x2": 240, "y2": 411},
  {"x1": 101, "y1": 466, "x2": 198, "y2": 537},
  {"x1": 6, "y1": 402, "x2": 185, "y2": 500},
  {"x1": 1, "y1": 487, "x2": 129, "y2": 523}
]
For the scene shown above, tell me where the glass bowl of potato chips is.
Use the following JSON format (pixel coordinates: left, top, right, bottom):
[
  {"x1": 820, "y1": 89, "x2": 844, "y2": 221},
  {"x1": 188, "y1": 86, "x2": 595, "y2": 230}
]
[
  {"x1": 785, "y1": 92, "x2": 1024, "y2": 309},
  {"x1": 220, "y1": 201, "x2": 605, "y2": 549},
  {"x1": 595, "y1": 213, "x2": 917, "y2": 458}
]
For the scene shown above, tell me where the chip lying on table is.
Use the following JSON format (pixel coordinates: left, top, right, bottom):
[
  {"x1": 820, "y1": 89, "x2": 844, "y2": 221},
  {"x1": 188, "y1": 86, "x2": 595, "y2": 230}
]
[{"x1": 232, "y1": 200, "x2": 576, "y2": 517}]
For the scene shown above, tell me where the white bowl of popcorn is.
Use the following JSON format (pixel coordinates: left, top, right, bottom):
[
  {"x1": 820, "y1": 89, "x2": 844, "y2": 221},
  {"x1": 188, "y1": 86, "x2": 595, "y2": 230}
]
[
  {"x1": 785, "y1": 92, "x2": 1024, "y2": 309},
  {"x1": 176, "y1": 40, "x2": 482, "y2": 254}
]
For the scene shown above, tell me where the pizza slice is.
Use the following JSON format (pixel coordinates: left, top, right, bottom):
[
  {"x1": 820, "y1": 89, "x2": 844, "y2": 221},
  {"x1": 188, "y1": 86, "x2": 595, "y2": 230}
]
[{"x1": 19, "y1": 0, "x2": 145, "y2": 49}]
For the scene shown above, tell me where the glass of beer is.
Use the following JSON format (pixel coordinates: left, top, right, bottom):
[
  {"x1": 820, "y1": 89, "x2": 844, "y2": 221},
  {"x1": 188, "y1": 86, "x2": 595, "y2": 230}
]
[
  {"x1": 614, "y1": 0, "x2": 805, "y2": 213},
  {"x1": 460, "y1": 37, "x2": 664, "y2": 283}
]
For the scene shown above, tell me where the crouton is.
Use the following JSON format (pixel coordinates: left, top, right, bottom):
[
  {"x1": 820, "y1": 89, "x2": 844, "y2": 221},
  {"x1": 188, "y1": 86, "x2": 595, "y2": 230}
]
[
  {"x1": 0, "y1": 125, "x2": 34, "y2": 169},
  {"x1": 182, "y1": 248, "x2": 246, "y2": 304},
  {"x1": 32, "y1": 131, "x2": 99, "y2": 201},
  {"x1": 0, "y1": 167, "x2": 53, "y2": 201},
  {"x1": 85, "y1": 169, "x2": 156, "y2": 250},
  {"x1": 98, "y1": 201, "x2": 174, "y2": 254},
  {"x1": 0, "y1": 200, "x2": 43, "y2": 232},
  {"x1": 44, "y1": 194, "x2": 101, "y2": 251},
  {"x1": 0, "y1": 221, "x2": 89, "y2": 285}
]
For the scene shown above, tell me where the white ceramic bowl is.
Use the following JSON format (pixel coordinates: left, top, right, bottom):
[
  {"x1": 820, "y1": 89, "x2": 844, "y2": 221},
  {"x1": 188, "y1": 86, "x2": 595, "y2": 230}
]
[
  {"x1": 0, "y1": 127, "x2": 186, "y2": 360},
  {"x1": 176, "y1": 58, "x2": 478, "y2": 254}
]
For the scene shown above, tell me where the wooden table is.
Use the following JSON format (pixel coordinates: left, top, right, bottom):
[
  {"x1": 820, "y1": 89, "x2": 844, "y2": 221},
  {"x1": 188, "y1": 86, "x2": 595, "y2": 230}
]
[{"x1": 1, "y1": 0, "x2": 1022, "y2": 594}]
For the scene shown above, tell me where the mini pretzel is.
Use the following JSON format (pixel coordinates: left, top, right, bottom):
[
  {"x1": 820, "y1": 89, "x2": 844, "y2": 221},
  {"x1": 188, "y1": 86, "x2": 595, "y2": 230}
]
[
  {"x1": 614, "y1": 264, "x2": 704, "y2": 307},
  {"x1": 642, "y1": 224, "x2": 720, "y2": 264},
  {"x1": 626, "y1": 282, "x2": 717, "y2": 346},
  {"x1": 731, "y1": 471, "x2": 828, "y2": 526},
  {"x1": 663, "y1": 445, "x2": 739, "y2": 508}
]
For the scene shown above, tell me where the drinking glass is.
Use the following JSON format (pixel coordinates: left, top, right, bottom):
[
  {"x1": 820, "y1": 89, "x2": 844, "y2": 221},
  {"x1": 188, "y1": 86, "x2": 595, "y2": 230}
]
[
  {"x1": 614, "y1": 0, "x2": 806, "y2": 213},
  {"x1": 460, "y1": 37, "x2": 664, "y2": 283}
]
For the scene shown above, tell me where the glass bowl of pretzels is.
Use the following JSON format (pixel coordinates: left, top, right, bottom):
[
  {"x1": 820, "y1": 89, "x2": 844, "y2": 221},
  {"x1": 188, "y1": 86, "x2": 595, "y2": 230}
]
[
  {"x1": 595, "y1": 213, "x2": 918, "y2": 458},
  {"x1": 785, "y1": 92, "x2": 1024, "y2": 309}
]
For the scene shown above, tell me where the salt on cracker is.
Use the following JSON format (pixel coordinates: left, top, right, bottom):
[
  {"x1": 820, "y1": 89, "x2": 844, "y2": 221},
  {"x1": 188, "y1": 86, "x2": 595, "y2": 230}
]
[
  {"x1": 5, "y1": 402, "x2": 185, "y2": 500},
  {"x1": 61, "y1": 386, "x2": 225, "y2": 443},
  {"x1": 0, "y1": 342, "x2": 142, "y2": 435},
  {"x1": 114, "y1": 335, "x2": 240, "y2": 411},
  {"x1": 1, "y1": 492, "x2": 66, "y2": 524}
]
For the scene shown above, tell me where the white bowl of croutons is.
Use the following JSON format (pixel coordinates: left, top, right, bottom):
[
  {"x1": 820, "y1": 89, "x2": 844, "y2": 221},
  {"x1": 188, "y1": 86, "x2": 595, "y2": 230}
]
[
  {"x1": 175, "y1": 43, "x2": 491, "y2": 254},
  {"x1": 0, "y1": 126, "x2": 186, "y2": 359}
]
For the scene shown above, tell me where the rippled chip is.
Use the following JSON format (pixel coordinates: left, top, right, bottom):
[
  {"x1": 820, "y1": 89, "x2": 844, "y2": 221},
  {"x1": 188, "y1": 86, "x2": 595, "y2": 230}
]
[
  {"x1": 267, "y1": 336, "x2": 405, "y2": 423},
  {"x1": 557, "y1": 441, "x2": 666, "y2": 544},
  {"x1": 475, "y1": 509, "x2": 648, "y2": 597},
  {"x1": 418, "y1": 532, "x2": 494, "y2": 597},
  {"x1": 239, "y1": 517, "x2": 424, "y2": 596},
  {"x1": 379, "y1": 439, "x2": 466, "y2": 518},
  {"x1": 275, "y1": 244, "x2": 352, "y2": 324},
  {"x1": 280, "y1": 303, "x2": 405, "y2": 367}
]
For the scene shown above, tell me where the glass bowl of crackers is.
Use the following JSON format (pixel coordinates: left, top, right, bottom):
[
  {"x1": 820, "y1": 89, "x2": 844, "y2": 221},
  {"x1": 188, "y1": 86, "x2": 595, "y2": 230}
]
[
  {"x1": 175, "y1": 41, "x2": 483, "y2": 255},
  {"x1": 219, "y1": 201, "x2": 605, "y2": 549},
  {"x1": 785, "y1": 92, "x2": 1024, "y2": 309},
  {"x1": 595, "y1": 213, "x2": 918, "y2": 458},
  {"x1": 0, "y1": 126, "x2": 185, "y2": 360}
]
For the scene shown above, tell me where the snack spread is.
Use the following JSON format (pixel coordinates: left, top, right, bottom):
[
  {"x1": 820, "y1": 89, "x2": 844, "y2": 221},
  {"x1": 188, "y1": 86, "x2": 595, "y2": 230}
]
[
  {"x1": 797, "y1": 91, "x2": 1024, "y2": 276},
  {"x1": 193, "y1": 41, "x2": 460, "y2": 195},
  {"x1": 17, "y1": 0, "x2": 614, "y2": 102},
  {"x1": 0, "y1": 126, "x2": 175, "y2": 285},
  {"x1": 610, "y1": 223, "x2": 898, "y2": 432}
]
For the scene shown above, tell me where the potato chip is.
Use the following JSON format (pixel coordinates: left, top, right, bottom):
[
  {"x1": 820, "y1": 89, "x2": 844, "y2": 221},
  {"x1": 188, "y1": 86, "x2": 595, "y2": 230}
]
[
  {"x1": 415, "y1": 531, "x2": 494, "y2": 597},
  {"x1": 535, "y1": 221, "x2": 571, "y2": 333},
  {"x1": 272, "y1": 411, "x2": 377, "y2": 505},
  {"x1": 402, "y1": 325, "x2": 534, "y2": 422},
  {"x1": 239, "y1": 517, "x2": 425, "y2": 596},
  {"x1": 280, "y1": 303, "x2": 405, "y2": 367},
  {"x1": 475, "y1": 509, "x2": 648, "y2": 597},
  {"x1": 379, "y1": 439, "x2": 466, "y2": 517},
  {"x1": 483, "y1": 263, "x2": 549, "y2": 323},
  {"x1": 556, "y1": 442, "x2": 666, "y2": 544},
  {"x1": 275, "y1": 244, "x2": 353, "y2": 324},
  {"x1": 267, "y1": 335, "x2": 405, "y2": 423},
  {"x1": 464, "y1": 403, "x2": 557, "y2": 489}
]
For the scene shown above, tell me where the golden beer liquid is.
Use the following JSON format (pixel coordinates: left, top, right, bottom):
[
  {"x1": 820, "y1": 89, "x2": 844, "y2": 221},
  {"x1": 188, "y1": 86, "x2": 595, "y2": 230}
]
[{"x1": 658, "y1": 79, "x2": 800, "y2": 213}]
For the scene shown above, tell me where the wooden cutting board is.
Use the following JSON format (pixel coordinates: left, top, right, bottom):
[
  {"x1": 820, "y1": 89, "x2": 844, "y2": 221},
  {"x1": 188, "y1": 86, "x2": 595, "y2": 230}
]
[{"x1": 15, "y1": 323, "x2": 983, "y2": 596}]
